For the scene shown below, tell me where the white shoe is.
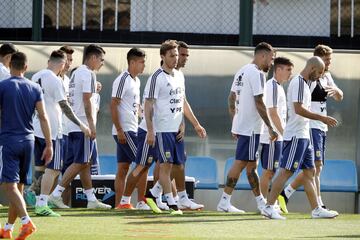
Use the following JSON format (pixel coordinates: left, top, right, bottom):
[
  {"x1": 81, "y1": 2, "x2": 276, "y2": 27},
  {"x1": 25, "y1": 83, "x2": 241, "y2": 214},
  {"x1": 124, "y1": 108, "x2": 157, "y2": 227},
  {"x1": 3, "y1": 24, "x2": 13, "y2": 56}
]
[
  {"x1": 311, "y1": 207, "x2": 338, "y2": 219},
  {"x1": 261, "y1": 205, "x2": 286, "y2": 220},
  {"x1": 217, "y1": 203, "x2": 245, "y2": 213},
  {"x1": 274, "y1": 204, "x2": 282, "y2": 214},
  {"x1": 48, "y1": 195, "x2": 70, "y2": 209},
  {"x1": 156, "y1": 197, "x2": 169, "y2": 211},
  {"x1": 87, "y1": 199, "x2": 112, "y2": 209},
  {"x1": 178, "y1": 198, "x2": 204, "y2": 210},
  {"x1": 136, "y1": 201, "x2": 151, "y2": 210},
  {"x1": 257, "y1": 201, "x2": 266, "y2": 213}
]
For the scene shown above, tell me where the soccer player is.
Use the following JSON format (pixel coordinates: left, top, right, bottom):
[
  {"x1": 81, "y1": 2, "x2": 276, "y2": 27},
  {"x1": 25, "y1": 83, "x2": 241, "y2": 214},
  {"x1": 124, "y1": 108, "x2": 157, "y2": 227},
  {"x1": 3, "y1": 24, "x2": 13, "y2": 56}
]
[
  {"x1": 0, "y1": 52, "x2": 53, "y2": 240},
  {"x1": 0, "y1": 43, "x2": 17, "y2": 81},
  {"x1": 259, "y1": 57, "x2": 293, "y2": 199},
  {"x1": 262, "y1": 56, "x2": 339, "y2": 220},
  {"x1": 111, "y1": 48, "x2": 149, "y2": 210},
  {"x1": 32, "y1": 50, "x2": 90, "y2": 217},
  {"x1": 169, "y1": 41, "x2": 206, "y2": 210},
  {"x1": 90, "y1": 81, "x2": 102, "y2": 175},
  {"x1": 49, "y1": 44, "x2": 111, "y2": 209},
  {"x1": 217, "y1": 42, "x2": 277, "y2": 213},
  {"x1": 278, "y1": 45, "x2": 344, "y2": 213}
]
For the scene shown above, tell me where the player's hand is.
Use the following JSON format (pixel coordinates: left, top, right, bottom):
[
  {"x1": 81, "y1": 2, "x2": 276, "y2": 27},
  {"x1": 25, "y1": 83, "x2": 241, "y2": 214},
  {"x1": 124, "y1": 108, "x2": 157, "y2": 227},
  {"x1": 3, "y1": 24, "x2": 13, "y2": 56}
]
[
  {"x1": 194, "y1": 124, "x2": 207, "y2": 139},
  {"x1": 269, "y1": 128, "x2": 278, "y2": 142},
  {"x1": 324, "y1": 85, "x2": 340, "y2": 97},
  {"x1": 322, "y1": 116, "x2": 338, "y2": 127},
  {"x1": 117, "y1": 129, "x2": 127, "y2": 144},
  {"x1": 42, "y1": 145, "x2": 53, "y2": 165},
  {"x1": 146, "y1": 131, "x2": 156, "y2": 147},
  {"x1": 89, "y1": 123, "x2": 96, "y2": 140},
  {"x1": 176, "y1": 123, "x2": 185, "y2": 142},
  {"x1": 80, "y1": 123, "x2": 91, "y2": 138},
  {"x1": 232, "y1": 133, "x2": 239, "y2": 140}
]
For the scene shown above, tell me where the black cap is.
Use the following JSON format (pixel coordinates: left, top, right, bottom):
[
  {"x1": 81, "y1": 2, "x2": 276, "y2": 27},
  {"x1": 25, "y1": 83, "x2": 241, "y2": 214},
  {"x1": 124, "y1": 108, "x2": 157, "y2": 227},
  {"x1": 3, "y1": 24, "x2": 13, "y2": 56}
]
[{"x1": 0, "y1": 43, "x2": 17, "y2": 56}]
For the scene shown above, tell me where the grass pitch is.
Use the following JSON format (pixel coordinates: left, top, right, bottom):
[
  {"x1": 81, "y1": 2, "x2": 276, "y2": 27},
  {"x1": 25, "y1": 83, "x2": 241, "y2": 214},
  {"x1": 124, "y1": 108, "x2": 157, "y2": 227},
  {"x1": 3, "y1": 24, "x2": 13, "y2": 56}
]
[{"x1": 1, "y1": 207, "x2": 359, "y2": 239}]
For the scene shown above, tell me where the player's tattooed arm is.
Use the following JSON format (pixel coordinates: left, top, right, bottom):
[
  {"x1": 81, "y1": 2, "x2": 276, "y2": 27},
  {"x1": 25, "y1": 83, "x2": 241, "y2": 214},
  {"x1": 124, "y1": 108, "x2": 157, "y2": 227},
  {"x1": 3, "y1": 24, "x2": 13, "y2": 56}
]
[
  {"x1": 228, "y1": 91, "x2": 236, "y2": 118},
  {"x1": 59, "y1": 100, "x2": 81, "y2": 126}
]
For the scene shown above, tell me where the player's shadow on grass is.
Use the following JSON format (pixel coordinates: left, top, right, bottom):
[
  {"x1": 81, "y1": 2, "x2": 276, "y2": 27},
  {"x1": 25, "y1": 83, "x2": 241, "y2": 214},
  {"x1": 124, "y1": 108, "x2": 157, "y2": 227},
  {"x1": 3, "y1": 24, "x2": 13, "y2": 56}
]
[
  {"x1": 299, "y1": 235, "x2": 360, "y2": 239},
  {"x1": 124, "y1": 211, "x2": 260, "y2": 219},
  {"x1": 126, "y1": 217, "x2": 263, "y2": 225}
]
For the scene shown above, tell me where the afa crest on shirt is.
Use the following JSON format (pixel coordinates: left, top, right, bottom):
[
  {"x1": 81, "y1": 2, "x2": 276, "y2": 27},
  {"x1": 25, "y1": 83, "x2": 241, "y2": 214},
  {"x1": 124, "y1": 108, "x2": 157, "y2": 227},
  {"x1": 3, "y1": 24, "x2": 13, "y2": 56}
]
[
  {"x1": 165, "y1": 151, "x2": 171, "y2": 159},
  {"x1": 316, "y1": 151, "x2": 321, "y2": 158},
  {"x1": 293, "y1": 162, "x2": 299, "y2": 169},
  {"x1": 147, "y1": 156, "x2": 153, "y2": 164}
]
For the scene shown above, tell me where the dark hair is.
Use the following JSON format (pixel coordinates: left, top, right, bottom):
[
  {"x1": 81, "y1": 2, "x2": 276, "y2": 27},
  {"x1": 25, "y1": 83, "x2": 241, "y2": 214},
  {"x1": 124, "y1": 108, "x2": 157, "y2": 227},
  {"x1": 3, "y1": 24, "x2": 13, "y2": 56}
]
[
  {"x1": 160, "y1": 40, "x2": 178, "y2": 56},
  {"x1": 127, "y1": 48, "x2": 145, "y2": 64},
  {"x1": 254, "y1": 42, "x2": 274, "y2": 55},
  {"x1": 177, "y1": 41, "x2": 189, "y2": 49},
  {"x1": 274, "y1": 57, "x2": 293, "y2": 69},
  {"x1": 313, "y1": 44, "x2": 332, "y2": 57},
  {"x1": 49, "y1": 50, "x2": 66, "y2": 62},
  {"x1": 10, "y1": 52, "x2": 27, "y2": 70},
  {"x1": 83, "y1": 44, "x2": 105, "y2": 61},
  {"x1": 0, "y1": 43, "x2": 17, "y2": 57},
  {"x1": 60, "y1": 45, "x2": 74, "y2": 54}
]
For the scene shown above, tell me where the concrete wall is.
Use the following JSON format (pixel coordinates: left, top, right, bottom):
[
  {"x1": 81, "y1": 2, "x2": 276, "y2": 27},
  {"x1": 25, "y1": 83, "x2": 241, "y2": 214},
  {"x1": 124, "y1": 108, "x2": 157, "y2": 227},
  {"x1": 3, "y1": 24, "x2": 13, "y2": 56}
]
[{"x1": 0, "y1": 42, "x2": 359, "y2": 212}]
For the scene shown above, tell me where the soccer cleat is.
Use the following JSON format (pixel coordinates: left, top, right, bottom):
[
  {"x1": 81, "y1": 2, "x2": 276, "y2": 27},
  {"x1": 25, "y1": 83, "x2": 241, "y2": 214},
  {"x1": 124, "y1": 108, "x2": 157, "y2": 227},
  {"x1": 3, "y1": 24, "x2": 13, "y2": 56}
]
[
  {"x1": 35, "y1": 205, "x2": 61, "y2": 217},
  {"x1": 24, "y1": 190, "x2": 36, "y2": 208},
  {"x1": 217, "y1": 203, "x2": 245, "y2": 213},
  {"x1": 15, "y1": 221, "x2": 37, "y2": 240},
  {"x1": 115, "y1": 203, "x2": 135, "y2": 210},
  {"x1": 48, "y1": 195, "x2": 70, "y2": 209},
  {"x1": 178, "y1": 198, "x2": 204, "y2": 210},
  {"x1": 311, "y1": 207, "x2": 338, "y2": 219},
  {"x1": 156, "y1": 197, "x2": 169, "y2": 211},
  {"x1": 257, "y1": 201, "x2": 266, "y2": 213},
  {"x1": 168, "y1": 205, "x2": 183, "y2": 215},
  {"x1": 277, "y1": 191, "x2": 289, "y2": 214},
  {"x1": 87, "y1": 200, "x2": 112, "y2": 209},
  {"x1": 261, "y1": 205, "x2": 286, "y2": 220},
  {"x1": 0, "y1": 204, "x2": 3, "y2": 207},
  {"x1": 145, "y1": 192, "x2": 162, "y2": 213},
  {"x1": 136, "y1": 201, "x2": 151, "y2": 210},
  {"x1": 0, "y1": 228, "x2": 13, "y2": 239}
]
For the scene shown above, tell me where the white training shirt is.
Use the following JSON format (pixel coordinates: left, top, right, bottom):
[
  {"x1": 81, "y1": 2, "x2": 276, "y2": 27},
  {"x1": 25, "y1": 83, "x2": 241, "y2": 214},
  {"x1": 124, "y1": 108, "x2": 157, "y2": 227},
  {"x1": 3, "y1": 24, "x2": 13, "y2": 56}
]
[
  {"x1": 0, "y1": 63, "x2": 10, "y2": 81},
  {"x1": 231, "y1": 63, "x2": 265, "y2": 136},
  {"x1": 309, "y1": 72, "x2": 336, "y2": 132},
  {"x1": 32, "y1": 69, "x2": 66, "y2": 140},
  {"x1": 67, "y1": 65, "x2": 97, "y2": 133},
  {"x1": 111, "y1": 71, "x2": 140, "y2": 134},
  {"x1": 283, "y1": 75, "x2": 312, "y2": 140},
  {"x1": 62, "y1": 74, "x2": 70, "y2": 136},
  {"x1": 260, "y1": 78, "x2": 287, "y2": 144},
  {"x1": 139, "y1": 68, "x2": 185, "y2": 133}
]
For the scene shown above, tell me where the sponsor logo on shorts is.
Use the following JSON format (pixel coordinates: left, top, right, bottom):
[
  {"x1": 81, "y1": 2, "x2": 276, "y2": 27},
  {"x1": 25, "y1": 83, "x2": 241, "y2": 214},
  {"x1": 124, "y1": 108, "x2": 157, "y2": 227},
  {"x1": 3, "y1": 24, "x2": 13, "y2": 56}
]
[
  {"x1": 165, "y1": 151, "x2": 171, "y2": 159},
  {"x1": 316, "y1": 151, "x2": 321, "y2": 158},
  {"x1": 293, "y1": 162, "x2": 299, "y2": 169},
  {"x1": 274, "y1": 161, "x2": 279, "y2": 168}
]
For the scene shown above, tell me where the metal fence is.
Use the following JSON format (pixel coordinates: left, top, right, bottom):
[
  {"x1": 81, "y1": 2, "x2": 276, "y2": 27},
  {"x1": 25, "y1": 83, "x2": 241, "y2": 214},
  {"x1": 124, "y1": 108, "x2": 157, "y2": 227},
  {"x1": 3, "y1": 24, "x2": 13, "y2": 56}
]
[{"x1": 0, "y1": 0, "x2": 360, "y2": 45}]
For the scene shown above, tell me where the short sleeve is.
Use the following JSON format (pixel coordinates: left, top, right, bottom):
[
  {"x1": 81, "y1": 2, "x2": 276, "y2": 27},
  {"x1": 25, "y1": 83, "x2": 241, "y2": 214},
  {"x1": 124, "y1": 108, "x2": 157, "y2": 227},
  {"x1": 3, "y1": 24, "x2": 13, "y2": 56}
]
[
  {"x1": 51, "y1": 77, "x2": 66, "y2": 103},
  {"x1": 265, "y1": 80, "x2": 278, "y2": 108},
  {"x1": 144, "y1": 69, "x2": 163, "y2": 99},
  {"x1": 82, "y1": 70, "x2": 96, "y2": 93},
  {"x1": 291, "y1": 77, "x2": 304, "y2": 103},
  {"x1": 111, "y1": 73, "x2": 129, "y2": 99},
  {"x1": 249, "y1": 70, "x2": 265, "y2": 96}
]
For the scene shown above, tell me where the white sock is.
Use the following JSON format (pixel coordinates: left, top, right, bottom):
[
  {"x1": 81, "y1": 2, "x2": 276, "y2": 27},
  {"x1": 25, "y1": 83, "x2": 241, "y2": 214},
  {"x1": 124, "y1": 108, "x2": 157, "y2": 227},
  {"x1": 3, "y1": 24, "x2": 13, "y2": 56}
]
[
  {"x1": 4, "y1": 223, "x2": 14, "y2": 231},
  {"x1": 52, "y1": 185, "x2": 65, "y2": 198},
  {"x1": 84, "y1": 188, "x2": 97, "y2": 202},
  {"x1": 178, "y1": 190, "x2": 188, "y2": 201},
  {"x1": 120, "y1": 196, "x2": 131, "y2": 205},
  {"x1": 317, "y1": 196, "x2": 324, "y2": 206},
  {"x1": 37, "y1": 194, "x2": 48, "y2": 207},
  {"x1": 255, "y1": 194, "x2": 266, "y2": 205},
  {"x1": 20, "y1": 216, "x2": 31, "y2": 225},
  {"x1": 164, "y1": 193, "x2": 176, "y2": 205},
  {"x1": 220, "y1": 192, "x2": 232, "y2": 205},
  {"x1": 173, "y1": 195, "x2": 179, "y2": 204},
  {"x1": 284, "y1": 185, "x2": 296, "y2": 199},
  {"x1": 150, "y1": 181, "x2": 163, "y2": 198}
]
